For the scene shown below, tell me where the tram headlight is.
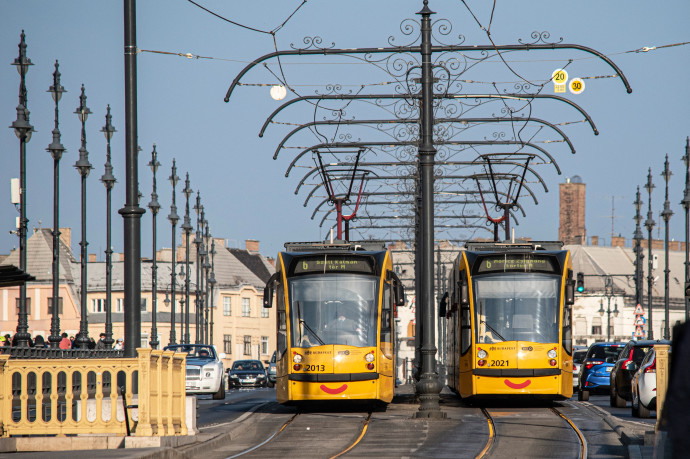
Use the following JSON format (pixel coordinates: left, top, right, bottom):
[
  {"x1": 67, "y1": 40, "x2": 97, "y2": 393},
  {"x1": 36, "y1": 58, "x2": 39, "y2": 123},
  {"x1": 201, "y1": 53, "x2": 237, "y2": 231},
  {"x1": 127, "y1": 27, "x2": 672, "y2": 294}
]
[
  {"x1": 477, "y1": 349, "x2": 488, "y2": 359},
  {"x1": 293, "y1": 353, "x2": 303, "y2": 364},
  {"x1": 547, "y1": 349, "x2": 557, "y2": 359},
  {"x1": 365, "y1": 352, "x2": 375, "y2": 363}
]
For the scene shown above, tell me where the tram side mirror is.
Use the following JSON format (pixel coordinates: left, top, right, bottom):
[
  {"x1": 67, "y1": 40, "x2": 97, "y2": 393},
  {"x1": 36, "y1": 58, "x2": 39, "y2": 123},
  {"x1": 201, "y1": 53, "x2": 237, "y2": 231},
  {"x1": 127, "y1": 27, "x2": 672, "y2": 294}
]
[
  {"x1": 565, "y1": 280, "x2": 575, "y2": 306},
  {"x1": 396, "y1": 283, "x2": 406, "y2": 306},
  {"x1": 263, "y1": 272, "x2": 280, "y2": 308},
  {"x1": 459, "y1": 278, "x2": 469, "y2": 306}
]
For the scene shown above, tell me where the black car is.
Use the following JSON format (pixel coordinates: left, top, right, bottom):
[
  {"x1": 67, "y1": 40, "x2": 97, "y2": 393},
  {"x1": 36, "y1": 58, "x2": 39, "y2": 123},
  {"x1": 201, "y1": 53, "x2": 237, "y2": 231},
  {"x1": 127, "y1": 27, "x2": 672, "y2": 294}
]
[
  {"x1": 227, "y1": 359, "x2": 268, "y2": 388},
  {"x1": 609, "y1": 339, "x2": 671, "y2": 407}
]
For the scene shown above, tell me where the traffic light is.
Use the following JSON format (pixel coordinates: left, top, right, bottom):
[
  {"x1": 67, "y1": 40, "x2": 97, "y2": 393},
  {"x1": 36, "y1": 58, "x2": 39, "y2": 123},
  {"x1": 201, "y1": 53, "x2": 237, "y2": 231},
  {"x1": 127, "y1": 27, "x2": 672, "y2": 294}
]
[{"x1": 576, "y1": 272, "x2": 584, "y2": 293}]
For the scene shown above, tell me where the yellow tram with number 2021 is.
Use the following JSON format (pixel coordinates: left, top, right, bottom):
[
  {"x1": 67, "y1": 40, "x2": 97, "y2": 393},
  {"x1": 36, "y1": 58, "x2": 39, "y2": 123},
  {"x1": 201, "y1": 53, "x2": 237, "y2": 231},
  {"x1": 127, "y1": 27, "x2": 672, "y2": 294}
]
[
  {"x1": 263, "y1": 241, "x2": 405, "y2": 405},
  {"x1": 445, "y1": 241, "x2": 574, "y2": 400}
]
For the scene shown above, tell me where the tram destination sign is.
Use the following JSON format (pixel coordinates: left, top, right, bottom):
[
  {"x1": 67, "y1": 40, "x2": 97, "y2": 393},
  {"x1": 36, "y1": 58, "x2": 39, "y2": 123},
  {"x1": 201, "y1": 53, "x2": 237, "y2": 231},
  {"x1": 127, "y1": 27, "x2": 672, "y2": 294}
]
[
  {"x1": 291, "y1": 255, "x2": 375, "y2": 275},
  {"x1": 476, "y1": 255, "x2": 559, "y2": 274}
]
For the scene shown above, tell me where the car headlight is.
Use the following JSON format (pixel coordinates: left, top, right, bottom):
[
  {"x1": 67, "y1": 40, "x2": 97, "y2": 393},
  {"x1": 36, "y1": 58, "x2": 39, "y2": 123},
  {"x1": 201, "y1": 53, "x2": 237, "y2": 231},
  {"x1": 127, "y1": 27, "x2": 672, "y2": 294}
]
[
  {"x1": 230, "y1": 374, "x2": 239, "y2": 379},
  {"x1": 257, "y1": 374, "x2": 266, "y2": 379}
]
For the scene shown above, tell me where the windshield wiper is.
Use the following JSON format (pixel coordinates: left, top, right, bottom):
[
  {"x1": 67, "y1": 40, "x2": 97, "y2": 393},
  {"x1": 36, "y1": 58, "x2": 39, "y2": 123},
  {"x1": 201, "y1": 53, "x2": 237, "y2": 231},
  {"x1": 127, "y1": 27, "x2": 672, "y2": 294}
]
[
  {"x1": 481, "y1": 320, "x2": 507, "y2": 342},
  {"x1": 296, "y1": 301, "x2": 326, "y2": 346}
]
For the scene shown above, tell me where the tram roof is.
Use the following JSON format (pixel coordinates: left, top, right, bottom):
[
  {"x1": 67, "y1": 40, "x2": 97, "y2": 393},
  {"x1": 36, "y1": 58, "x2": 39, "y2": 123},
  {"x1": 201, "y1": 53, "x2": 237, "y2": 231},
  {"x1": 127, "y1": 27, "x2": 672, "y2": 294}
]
[
  {"x1": 465, "y1": 241, "x2": 565, "y2": 252},
  {"x1": 283, "y1": 241, "x2": 387, "y2": 253}
]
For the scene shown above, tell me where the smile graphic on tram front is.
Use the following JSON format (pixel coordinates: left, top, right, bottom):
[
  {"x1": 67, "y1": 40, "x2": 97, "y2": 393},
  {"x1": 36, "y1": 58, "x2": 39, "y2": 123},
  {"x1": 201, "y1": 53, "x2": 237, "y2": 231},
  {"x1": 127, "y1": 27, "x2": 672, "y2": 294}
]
[
  {"x1": 320, "y1": 384, "x2": 348, "y2": 394},
  {"x1": 504, "y1": 379, "x2": 531, "y2": 389}
]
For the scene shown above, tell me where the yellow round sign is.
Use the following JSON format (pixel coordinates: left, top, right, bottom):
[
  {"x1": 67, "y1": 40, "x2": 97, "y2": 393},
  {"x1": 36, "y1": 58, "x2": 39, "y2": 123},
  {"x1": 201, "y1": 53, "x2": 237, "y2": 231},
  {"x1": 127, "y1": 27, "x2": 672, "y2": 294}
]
[
  {"x1": 552, "y1": 69, "x2": 568, "y2": 84},
  {"x1": 569, "y1": 78, "x2": 585, "y2": 94}
]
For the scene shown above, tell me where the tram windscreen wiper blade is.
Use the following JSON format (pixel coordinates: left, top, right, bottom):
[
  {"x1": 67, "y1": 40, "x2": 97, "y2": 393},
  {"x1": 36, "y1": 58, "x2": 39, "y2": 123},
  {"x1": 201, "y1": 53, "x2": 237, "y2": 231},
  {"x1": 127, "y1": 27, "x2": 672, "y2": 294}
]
[
  {"x1": 296, "y1": 301, "x2": 326, "y2": 346},
  {"x1": 481, "y1": 320, "x2": 507, "y2": 342}
]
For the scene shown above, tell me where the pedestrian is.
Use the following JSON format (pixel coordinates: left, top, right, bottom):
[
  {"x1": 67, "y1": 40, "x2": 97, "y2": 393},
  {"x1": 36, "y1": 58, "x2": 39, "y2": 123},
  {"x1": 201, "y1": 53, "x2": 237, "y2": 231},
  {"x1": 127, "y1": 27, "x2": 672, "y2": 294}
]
[
  {"x1": 3, "y1": 334, "x2": 10, "y2": 347},
  {"x1": 59, "y1": 332, "x2": 71, "y2": 349},
  {"x1": 33, "y1": 335, "x2": 46, "y2": 348},
  {"x1": 95, "y1": 333, "x2": 108, "y2": 350},
  {"x1": 69, "y1": 335, "x2": 75, "y2": 348},
  {"x1": 114, "y1": 338, "x2": 124, "y2": 350}
]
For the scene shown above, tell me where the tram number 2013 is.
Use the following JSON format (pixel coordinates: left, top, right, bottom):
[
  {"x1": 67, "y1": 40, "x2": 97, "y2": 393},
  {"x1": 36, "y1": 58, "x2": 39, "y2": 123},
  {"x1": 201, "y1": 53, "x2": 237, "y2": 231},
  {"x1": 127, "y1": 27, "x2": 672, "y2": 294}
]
[
  {"x1": 490, "y1": 360, "x2": 509, "y2": 367},
  {"x1": 305, "y1": 364, "x2": 325, "y2": 372}
]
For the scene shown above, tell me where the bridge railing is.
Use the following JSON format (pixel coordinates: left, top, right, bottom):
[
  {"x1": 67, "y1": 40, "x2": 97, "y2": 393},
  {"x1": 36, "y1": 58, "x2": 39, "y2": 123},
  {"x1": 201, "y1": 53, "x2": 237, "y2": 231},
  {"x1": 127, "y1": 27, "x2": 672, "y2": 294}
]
[{"x1": 0, "y1": 348, "x2": 187, "y2": 437}]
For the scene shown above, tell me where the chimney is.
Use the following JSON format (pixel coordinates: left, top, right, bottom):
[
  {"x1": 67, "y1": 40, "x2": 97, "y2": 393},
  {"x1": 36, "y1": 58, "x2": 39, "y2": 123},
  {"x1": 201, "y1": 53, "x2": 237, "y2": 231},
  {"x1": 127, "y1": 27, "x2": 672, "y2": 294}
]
[
  {"x1": 59, "y1": 227, "x2": 71, "y2": 248},
  {"x1": 88, "y1": 254, "x2": 97, "y2": 262},
  {"x1": 213, "y1": 237, "x2": 225, "y2": 248},
  {"x1": 115, "y1": 252, "x2": 124, "y2": 262},
  {"x1": 591, "y1": 236, "x2": 598, "y2": 246},
  {"x1": 266, "y1": 257, "x2": 276, "y2": 267},
  {"x1": 245, "y1": 239, "x2": 260, "y2": 252}
]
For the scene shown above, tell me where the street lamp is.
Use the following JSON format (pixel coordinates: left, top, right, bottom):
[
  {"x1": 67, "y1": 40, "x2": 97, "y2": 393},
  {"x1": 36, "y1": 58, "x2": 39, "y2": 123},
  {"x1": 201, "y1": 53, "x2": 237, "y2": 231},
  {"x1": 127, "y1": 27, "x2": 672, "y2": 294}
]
[
  {"x1": 193, "y1": 192, "x2": 203, "y2": 343},
  {"x1": 148, "y1": 145, "x2": 161, "y2": 349},
  {"x1": 644, "y1": 169, "x2": 655, "y2": 339},
  {"x1": 209, "y1": 239, "x2": 217, "y2": 346},
  {"x1": 202, "y1": 218, "x2": 211, "y2": 344},
  {"x1": 167, "y1": 160, "x2": 180, "y2": 345},
  {"x1": 681, "y1": 137, "x2": 690, "y2": 322},
  {"x1": 178, "y1": 263, "x2": 187, "y2": 342},
  {"x1": 598, "y1": 276, "x2": 620, "y2": 341},
  {"x1": 661, "y1": 155, "x2": 673, "y2": 340},
  {"x1": 10, "y1": 31, "x2": 35, "y2": 348},
  {"x1": 181, "y1": 173, "x2": 193, "y2": 344},
  {"x1": 46, "y1": 60, "x2": 66, "y2": 349},
  {"x1": 74, "y1": 84, "x2": 93, "y2": 349},
  {"x1": 100, "y1": 105, "x2": 117, "y2": 348},
  {"x1": 633, "y1": 187, "x2": 644, "y2": 311}
]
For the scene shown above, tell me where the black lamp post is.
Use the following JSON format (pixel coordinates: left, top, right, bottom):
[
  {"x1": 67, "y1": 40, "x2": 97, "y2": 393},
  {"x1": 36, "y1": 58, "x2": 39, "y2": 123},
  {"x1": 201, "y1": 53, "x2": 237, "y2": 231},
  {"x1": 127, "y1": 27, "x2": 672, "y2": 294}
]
[
  {"x1": 167, "y1": 160, "x2": 180, "y2": 345},
  {"x1": 178, "y1": 264, "x2": 186, "y2": 342},
  {"x1": 148, "y1": 145, "x2": 161, "y2": 349},
  {"x1": 46, "y1": 60, "x2": 66, "y2": 348},
  {"x1": 202, "y1": 217, "x2": 211, "y2": 344},
  {"x1": 193, "y1": 193, "x2": 203, "y2": 343},
  {"x1": 633, "y1": 187, "x2": 644, "y2": 310},
  {"x1": 74, "y1": 84, "x2": 93, "y2": 349},
  {"x1": 182, "y1": 174, "x2": 193, "y2": 344},
  {"x1": 598, "y1": 276, "x2": 619, "y2": 341},
  {"x1": 681, "y1": 137, "x2": 690, "y2": 322},
  {"x1": 10, "y1": 31, "x2": 34, "y2": 348},
  {"x1": 661, "y1": 155, "x2": 673, "y2": 340},
  {"x1": 644, "y1": 169, "x2": 656, "y2": 340},
  {"x1": 209, "y1": 239, "x2": 216, "y2": 346},
  {"x1": 100, "y1": 105, "x2": 116, "y2": 348}
]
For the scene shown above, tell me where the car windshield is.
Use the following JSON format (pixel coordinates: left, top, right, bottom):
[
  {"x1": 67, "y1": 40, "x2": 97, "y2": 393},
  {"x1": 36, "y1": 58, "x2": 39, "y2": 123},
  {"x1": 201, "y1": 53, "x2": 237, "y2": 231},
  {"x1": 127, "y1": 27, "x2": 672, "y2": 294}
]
[
  {"x1": 588, "y1": 345, "x2": 621, "y2": 362},
  {"x1": 164, "y1": 345, "x2": 215, "y2": 359},
  {"x1": 232, "y1": 361, "x2": 262, "y2": 371},
  {"x1": 573, "y1": 350, "x2": 587, "y2": 364}
]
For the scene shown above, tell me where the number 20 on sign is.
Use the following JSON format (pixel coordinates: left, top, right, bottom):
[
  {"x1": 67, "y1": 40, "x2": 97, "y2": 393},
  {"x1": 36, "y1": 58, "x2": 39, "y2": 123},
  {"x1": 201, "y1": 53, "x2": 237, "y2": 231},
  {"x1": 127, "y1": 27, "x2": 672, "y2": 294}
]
[{"x1": 552, "y1": 69, "x2": 568, "y2": 93}]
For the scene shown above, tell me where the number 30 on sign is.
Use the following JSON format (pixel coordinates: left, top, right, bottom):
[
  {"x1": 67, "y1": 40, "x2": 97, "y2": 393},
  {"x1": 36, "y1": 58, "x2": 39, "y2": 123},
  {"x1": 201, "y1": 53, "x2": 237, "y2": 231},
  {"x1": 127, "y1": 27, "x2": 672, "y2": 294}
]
[{"x1": 569, "y1": 78, "x2": 585, "y2": 94}]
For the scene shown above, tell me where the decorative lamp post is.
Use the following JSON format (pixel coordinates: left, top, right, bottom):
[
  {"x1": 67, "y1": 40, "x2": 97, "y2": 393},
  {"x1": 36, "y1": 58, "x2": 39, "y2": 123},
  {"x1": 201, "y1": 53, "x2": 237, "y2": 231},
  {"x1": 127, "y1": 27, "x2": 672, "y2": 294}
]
[
  {"x1": 100, "y1": 105, "x2": 117, "y2": 348},
  {"x1": 681, "y1": 137, "x2": 690, "y2": 322},
  {"x1": 644, "y1": 169, "x2": 656, "y2": 340},
  {"x1": 167, "y1": 160, "x2": 180, "y2": 345},
  {"x1": 10, "y1": 31, "x2": 34, "y2": 348},
  {"x1": 202, "y1": 219, "x2": 211, "y2": 344},
  {"x1": 148, "y1": 145, "x2": 161, "y2": 349},
  {"x1": 46, "y1": 60, "x2": 66, "y2": 348},
  {"x1": 661, "y1": 155, "x2": 673, "y2": 340},
  {"x1": 209, "y1": 239, "x2": 217, "y2": 346},
  {"x1": 633, "y1": 187, "x2": 644, "y2": 311},
  {"x1": 599, "y1": 276, "x2": 619, "y2": 341},
  {"x1": 181, "y1": 174, "x2": 193, "y2": 344},
  {"x1": 193, "y1": 193, "x2": 203, "y2": 343},
  {"x1": 74, "y1": 84, "x2": 93, "y2": 349},
  {"x1": 178, "y1": 264, "x2": 186, "y2": 342},
  {"x1": 163, "y1": 289, "x2": 171, "y2": 338}
]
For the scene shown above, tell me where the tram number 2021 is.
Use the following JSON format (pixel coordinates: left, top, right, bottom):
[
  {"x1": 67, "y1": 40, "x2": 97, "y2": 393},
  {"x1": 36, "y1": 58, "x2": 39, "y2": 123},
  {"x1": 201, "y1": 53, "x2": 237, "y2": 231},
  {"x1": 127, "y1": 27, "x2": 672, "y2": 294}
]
[
  {"x1": 304, "y1": 364, "x2": 325, "y2": 372},
  {"x1": 490, "y1": 360, "x2": 509, "y2": 367}
]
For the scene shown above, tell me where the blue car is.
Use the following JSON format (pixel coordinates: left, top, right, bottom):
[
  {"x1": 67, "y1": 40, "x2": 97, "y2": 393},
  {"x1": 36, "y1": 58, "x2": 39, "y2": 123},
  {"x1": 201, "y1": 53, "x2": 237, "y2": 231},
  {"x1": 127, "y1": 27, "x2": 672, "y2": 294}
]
[{"x1": 578, "y1": 342, "x2": 624, "y2": 401}]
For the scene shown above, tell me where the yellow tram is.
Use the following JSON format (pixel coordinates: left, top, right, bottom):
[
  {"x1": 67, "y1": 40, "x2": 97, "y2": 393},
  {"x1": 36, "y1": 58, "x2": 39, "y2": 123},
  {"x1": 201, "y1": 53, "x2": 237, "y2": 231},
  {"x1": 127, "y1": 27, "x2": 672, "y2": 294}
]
[
  {"x1": 445, "y1": 241, "x2": 574, "y2": 400},
  {"x1": 264, "y1": 241, "x2": 405, "y2": 404}
]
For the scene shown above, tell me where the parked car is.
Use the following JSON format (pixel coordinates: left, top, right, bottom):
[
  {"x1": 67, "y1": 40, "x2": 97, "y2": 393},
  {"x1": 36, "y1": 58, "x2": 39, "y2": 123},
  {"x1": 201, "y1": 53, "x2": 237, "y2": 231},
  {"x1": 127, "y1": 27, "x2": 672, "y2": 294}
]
[
  {"x1": 572, "y1": 348, "x2": 588, "y2": 391},
  {"x1": 578, "y1": 342, "x2": 624, "y2": 401},
  {"x1": 227, "y1": 359, "x2": 268, "y2": 388},
  {"x1": 610, "y1": 339, "x2": 671, "y2": 407},
  {"x1": 164, "y1": 343, "x2": 226, "y2": 400},
  {"x1": 267, "y1": 351, "x2": 277, "y2": 388},
  {"x1": 631, "y1": 347, "x2": 665, "y2": 418}
]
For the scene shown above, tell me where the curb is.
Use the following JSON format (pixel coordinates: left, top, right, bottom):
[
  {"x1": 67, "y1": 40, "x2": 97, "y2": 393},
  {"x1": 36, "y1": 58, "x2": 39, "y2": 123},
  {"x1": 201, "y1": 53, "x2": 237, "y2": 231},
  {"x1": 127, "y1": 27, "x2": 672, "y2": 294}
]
[{"x1": 581, "y1": 402, "x2": 651, "y2": 445}]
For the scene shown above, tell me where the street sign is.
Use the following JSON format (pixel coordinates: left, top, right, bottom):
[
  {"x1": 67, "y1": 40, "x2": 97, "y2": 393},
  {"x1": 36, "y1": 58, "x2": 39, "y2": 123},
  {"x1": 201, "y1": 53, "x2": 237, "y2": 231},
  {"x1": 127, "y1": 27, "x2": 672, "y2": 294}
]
[
  {"x1": 569, "y1": 78, "x2": 585, "y2": 94},
  {"x1": 552, "y1": 69, "x2": 568, "y2": 93},
  {"x1": 635, "y1": 316, "x2": 646, "y2": 326},
  {"x1": 634, "y1": 304, "x2": 645, "y2": 315}
]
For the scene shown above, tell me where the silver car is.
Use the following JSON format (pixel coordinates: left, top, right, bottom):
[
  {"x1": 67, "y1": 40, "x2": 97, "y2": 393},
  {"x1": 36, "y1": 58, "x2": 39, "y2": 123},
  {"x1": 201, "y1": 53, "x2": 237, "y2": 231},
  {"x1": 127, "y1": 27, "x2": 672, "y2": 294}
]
[
  {"x1": 165, "y1": 344, "x2": 226, "y2": 400},
  {"x1": 572, "y1": 349, "x2": 587, "y2": 391}
]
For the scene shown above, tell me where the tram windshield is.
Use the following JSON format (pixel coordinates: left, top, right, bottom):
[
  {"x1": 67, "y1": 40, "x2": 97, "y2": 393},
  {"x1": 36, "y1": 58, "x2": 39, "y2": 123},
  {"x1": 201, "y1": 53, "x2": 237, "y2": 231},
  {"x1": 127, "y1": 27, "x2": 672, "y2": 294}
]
[
  {"x1": 473, "y1": 273, "x2": 560, "y2": 344},
  {"x1": 288, "y1": 274, "x2": 378, "y2": 347}
]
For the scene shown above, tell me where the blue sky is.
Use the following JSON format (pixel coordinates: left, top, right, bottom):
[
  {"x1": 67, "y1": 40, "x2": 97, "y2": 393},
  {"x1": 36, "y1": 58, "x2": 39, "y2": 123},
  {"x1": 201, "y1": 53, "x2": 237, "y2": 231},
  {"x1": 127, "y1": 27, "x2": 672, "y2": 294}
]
[{"x1": 1, "y1": 0, "x2": 689, "y2": 260}]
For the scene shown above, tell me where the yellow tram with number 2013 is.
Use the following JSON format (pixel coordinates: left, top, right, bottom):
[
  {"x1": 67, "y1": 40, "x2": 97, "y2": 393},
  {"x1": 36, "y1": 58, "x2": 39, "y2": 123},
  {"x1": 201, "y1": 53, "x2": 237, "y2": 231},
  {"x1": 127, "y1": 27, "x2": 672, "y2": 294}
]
[
  {"x1": 445, "y1": 241, "x2": 574, "y2": 400},
  {"x1": 264, "y1": 241, "x2": 405, "y2": 405}
]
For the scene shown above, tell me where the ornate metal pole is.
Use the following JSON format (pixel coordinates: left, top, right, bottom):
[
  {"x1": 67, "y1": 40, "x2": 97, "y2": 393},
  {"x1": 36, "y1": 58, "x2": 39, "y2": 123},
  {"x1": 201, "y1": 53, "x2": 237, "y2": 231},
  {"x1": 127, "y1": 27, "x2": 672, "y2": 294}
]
[
  {"x1": 681, "y1": 137, "x2": 690, "y2": 322},
  {"x1": 209, "y1": 239, "x2": 216, "y2": 346},
  {"x1": 46, "y1": 60, "x2": 65, "y2": 348},
  {"x1": 193, "y1": 193, "x2": 202, "y2": 343},
  {"x1": 203, "y1": 217, "x2": 211, "y2": 344},
  {"x1": 10, "y1": 31, "x2": 34, "y2": 348},
  {"x1": 661, "y1": 155, "x2": 673, "y2": 340},
  {"x1": 167, "y1": 160, "x2": 180, "y2": 345},
  {"x1": 182, "y1": 173, "x2": 193, "y2": 344},
  {"x1": 644, "y1": 169, "x2": 655, "y2": 340},
  {"x1": 74, "y1": 84, "x2": 93, "y2": 349},
  {"x1": 100, "y1": 105, "x2": 116, "y2": 348},
  {"x1": 633, "y1": 187, "x2": 644, "y2": 310},
  {"x1": 416, "y1": 0, "x2": 442, "y2": 418},
  {"x1": 148, "y1": 145, "x2": 161, "y2": 348}
]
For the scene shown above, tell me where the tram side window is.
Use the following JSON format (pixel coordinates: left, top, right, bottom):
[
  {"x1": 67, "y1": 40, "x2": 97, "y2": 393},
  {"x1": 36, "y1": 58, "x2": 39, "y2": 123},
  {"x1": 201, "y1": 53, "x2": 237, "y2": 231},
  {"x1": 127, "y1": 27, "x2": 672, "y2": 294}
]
[
  {"x1": 562, "y1": 301, "x2": 572, "y2": 355},
  {"x1": 276, "y1": 282, "x2": 287, "y2": 360},
  {"x1": 381, "y1": 281, "x2": 393, "y2": 358},
  {"x1": 460, "y1": 271, "x2": 471, "y2": 355}
]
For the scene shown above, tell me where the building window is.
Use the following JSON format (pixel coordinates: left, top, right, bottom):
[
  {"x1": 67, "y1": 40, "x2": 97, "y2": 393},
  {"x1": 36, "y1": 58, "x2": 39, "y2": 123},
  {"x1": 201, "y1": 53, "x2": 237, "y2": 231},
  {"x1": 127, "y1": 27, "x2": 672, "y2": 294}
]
[
  {"x1": 141, "y1": 298, "x2": 147, "y2": 311},
  {"x1": 261, "y1": 336, "x2": 269, "y2": 355},
  {"x1": 116, "y1": 298, "x2": 124, "y2": 313},
  {"x1": 261, "y1": 305, "x2": 269, "y2": 318},
  {"x1": 242, "y1": 298, "x2": 251, "y2": 317},
  {"x1": 92, "y1": 298, "x2": 105, "y2": 313},
  {"x1": 47, "y1": 297, "x2": 63, "y2": 315},
  {"x1": 223, "y1": 334, "x2": 232, "y2": 354},
  {"x1": 223, "y1": 297, "x2": 231, "y2": 316},
  {"x1": 243, "y1": 335, "x2": 251, "y2": 355},
  {"x1": 591, "y1": 317, "x2": 602, "y2": 336},
  {"x1": 15, "y1": 298, "x2": 32, "y2": 317}
]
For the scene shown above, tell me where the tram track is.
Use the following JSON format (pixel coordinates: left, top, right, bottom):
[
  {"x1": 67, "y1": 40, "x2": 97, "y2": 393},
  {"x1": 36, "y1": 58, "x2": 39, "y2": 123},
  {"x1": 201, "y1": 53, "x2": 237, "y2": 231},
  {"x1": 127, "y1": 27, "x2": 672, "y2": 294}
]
[{"x1": 476, "y1": 405, "x2": 587, "y2": 459}]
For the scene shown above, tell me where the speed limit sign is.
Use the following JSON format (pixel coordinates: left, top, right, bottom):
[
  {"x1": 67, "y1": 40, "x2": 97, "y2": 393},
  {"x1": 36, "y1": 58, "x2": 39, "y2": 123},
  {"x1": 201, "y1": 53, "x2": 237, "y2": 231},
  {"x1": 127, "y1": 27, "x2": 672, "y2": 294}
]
[
  {"x1": 569, "y1": 78, "x2": 585, "y2": 94},
  {"x1": 552, "y1": 69, "x2": 568, "y2": 93}
]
